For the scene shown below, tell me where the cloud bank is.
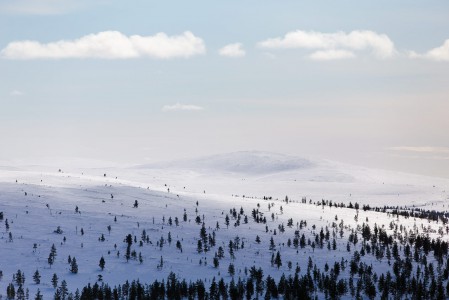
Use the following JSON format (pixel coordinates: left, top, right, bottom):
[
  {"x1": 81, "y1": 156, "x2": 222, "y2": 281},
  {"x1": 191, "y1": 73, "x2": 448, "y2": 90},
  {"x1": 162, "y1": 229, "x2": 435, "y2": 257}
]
[
  {"x1": 218, "y1": 43, "x2": 246, "y2": 58},
  {"x1": 0, "y1": 31, "x2": 206, "y2": 60},
  {"x1": 162, "y1": 103, "x2": 204, "y2": 112},
  {"x1": 409, "y1": 39, "x2": 449, "y2": 62},
  {"x1": 258, "y1": 30, "x2": 396, "y2": 60}
]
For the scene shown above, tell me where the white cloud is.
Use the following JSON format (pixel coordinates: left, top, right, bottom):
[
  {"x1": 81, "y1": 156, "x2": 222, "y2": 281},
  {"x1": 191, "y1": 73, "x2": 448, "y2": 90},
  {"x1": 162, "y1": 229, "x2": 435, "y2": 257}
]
[
  {"x1": 257, "y1": 30, "x2": 396, "y2": 59},
  {"x1": 409, "y1": 39, "x2": 449, "y2": 62},
  {"x1": 162, "y1": 103, "x2": 204, "y2": 112},
  {"x1": 10, "y1": 90, "x2": 24, "y2": 96},
  {"x1": 309, "y1": 49, "x2": 355, "y2": 61},
  {"x1": 218, "y1": 43, "x2": 245, "y2": 58},
  {"x1": 0, "y1": 31, "x2": 206, "y2": 60}
]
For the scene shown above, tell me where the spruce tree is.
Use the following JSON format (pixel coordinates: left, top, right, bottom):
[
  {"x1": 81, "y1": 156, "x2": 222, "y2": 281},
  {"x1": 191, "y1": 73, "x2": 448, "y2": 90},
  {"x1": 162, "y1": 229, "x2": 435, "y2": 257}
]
[
  {"x1": 34, "y1": 289, "x2": 43, "y2": 300},
  {"x1": 274, "y1": 251, "x2": 282, "y2": 269},
  {"x1": 16, "y1": 285, "x2": 25, "y2": 300},
  {"x1": 48, "y1": 244, "x2": 57, "y2": 268},
  {"x1": 269, "y1": 236, "x2": 276, "y2": 251},
  {"x1": 70, "y1": 257, "x2": 78, "y2": 274},
  {"x1": 200, "y1": 224, "x2": 207, "y2": 243},
  {"x1": 218, "y1": 246, "x2": 224, "y2": 259},
  {"x1": 7, "y1": 283, "x2": 15, "y2": 299},
  {"x1": 54, "y1": 287, "x2": 62, "y2": 300},
  {"x1": 228, "y1": 263, "x2": 235, "y2": 276},
  {"x1": 139, "y1": 252, "x2": 143, "y2": 264},
  {"x1": 15, "y1": 269, "x2": 25, "y2": 286},
  {"x1": 52, "y1": 273, "x2": 58, "y2": 289},
  {"x1": 213, "y1": 256, "x2": 219, "y2": 268},
  {"x1": 74, "y1": 289, "x2": 80, "y2": 300},
  {"x1": 33, "y1": 270, "x2": 41, "y2": 284},
  {"x1": 197, "y1": 240, "x2": 203, "y2": 253},
  {"x1": 99, "y1": 256, "x2": 105, "y2": 271},
  {"x1": 158, "y1": 256, "x2": 164, "y2": 269},
  {"x1": 60, "y1": 280, "x2": 68, "y2": 299},
  {"x1": 125, "y1": 246, "x2": 131, "y2": 262}
]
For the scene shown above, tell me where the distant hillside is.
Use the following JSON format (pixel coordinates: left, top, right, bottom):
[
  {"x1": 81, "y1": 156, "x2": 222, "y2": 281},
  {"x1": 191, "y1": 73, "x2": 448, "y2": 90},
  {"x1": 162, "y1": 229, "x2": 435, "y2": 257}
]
[{"x1": 137, "y1": 151, "x2": 314, "y2": 175}]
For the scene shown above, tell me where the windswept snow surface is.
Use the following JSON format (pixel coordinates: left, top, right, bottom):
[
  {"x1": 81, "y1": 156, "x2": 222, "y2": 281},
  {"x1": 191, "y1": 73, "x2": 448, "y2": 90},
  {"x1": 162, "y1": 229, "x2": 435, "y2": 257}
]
[{"x1": 0, "y1": 152, "x2": 448, "y2": 298}]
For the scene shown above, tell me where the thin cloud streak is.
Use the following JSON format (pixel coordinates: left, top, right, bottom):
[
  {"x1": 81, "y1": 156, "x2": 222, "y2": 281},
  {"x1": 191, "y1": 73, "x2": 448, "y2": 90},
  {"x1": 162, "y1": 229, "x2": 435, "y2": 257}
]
[
  {"x1": 388, "y1": 146, "x2": 449, "y2": 154},
  {"x1": 162, "y1": 103, "x2": 204, "y2": 112},
  {"x1": 0, "y1": 0, "x2": 97, "y2": 15}
]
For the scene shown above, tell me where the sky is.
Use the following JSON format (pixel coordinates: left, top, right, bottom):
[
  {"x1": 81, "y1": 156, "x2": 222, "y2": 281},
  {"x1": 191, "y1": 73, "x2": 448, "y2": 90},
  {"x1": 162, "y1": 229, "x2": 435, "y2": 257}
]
[{"x1": 0, "y1": 0, "x2": 449, "y2": 177}]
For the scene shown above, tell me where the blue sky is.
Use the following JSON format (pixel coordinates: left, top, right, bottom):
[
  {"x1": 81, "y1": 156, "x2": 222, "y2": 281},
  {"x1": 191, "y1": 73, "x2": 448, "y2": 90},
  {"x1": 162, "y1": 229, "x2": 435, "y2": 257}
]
[{"x1": 1, "y1": 0, "x2": 449, "y2": 177}]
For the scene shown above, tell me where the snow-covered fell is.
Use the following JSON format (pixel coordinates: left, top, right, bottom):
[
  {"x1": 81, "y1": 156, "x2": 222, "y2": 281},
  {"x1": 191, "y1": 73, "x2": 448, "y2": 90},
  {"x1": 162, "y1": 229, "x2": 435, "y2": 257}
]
[{"x1": 1, "y1": 152, "x2": 449, "y2": 299}]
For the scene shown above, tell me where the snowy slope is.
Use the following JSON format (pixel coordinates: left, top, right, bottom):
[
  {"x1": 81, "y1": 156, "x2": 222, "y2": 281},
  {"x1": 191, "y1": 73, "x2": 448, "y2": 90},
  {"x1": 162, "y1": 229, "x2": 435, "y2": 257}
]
[{"x1": 0, "y1": 152, "x2": 449, "y2": 298}]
